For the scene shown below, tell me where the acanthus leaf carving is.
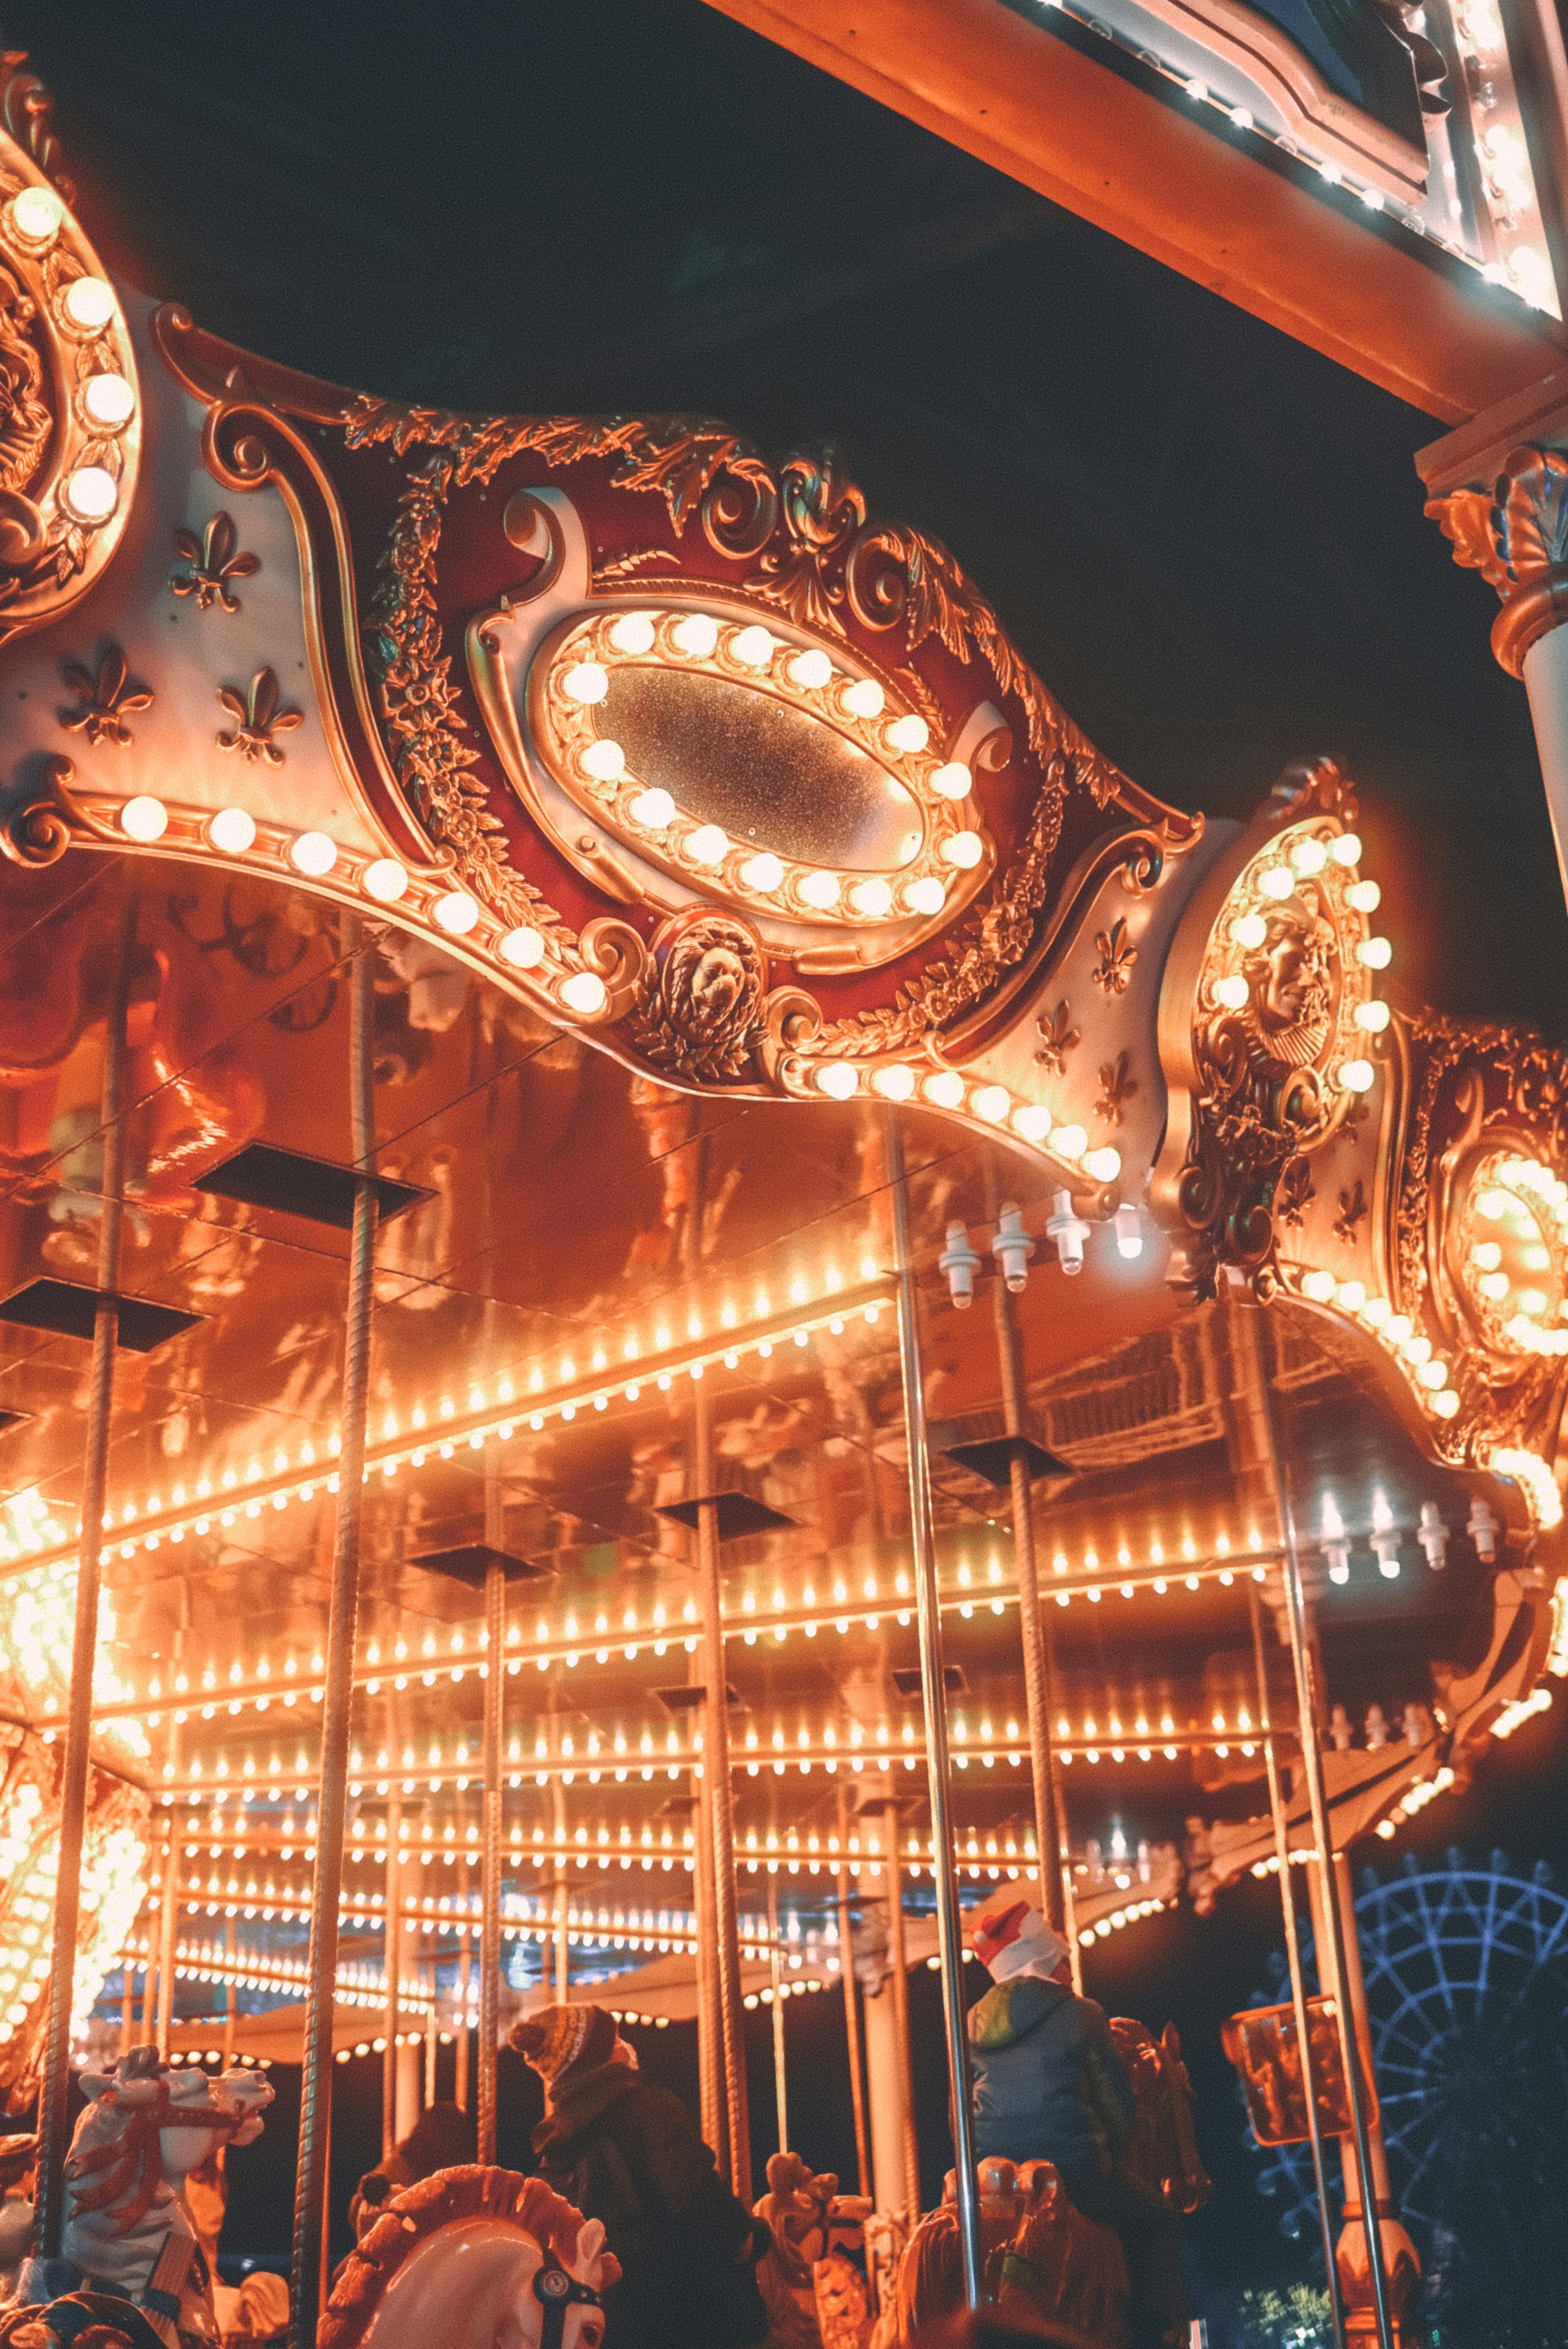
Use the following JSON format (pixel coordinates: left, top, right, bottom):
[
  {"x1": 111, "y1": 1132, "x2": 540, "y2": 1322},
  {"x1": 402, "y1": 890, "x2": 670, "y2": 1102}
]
[{"x1": 631, "y1": 912, "x2": 769, "y2": 1085}]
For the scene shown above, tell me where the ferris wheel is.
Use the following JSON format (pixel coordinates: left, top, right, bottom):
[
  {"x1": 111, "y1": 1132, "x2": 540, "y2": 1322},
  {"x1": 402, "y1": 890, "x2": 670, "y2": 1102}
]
[{"x1": 1252, "y1": 1850, "x2": 1568, "y2": 2337}]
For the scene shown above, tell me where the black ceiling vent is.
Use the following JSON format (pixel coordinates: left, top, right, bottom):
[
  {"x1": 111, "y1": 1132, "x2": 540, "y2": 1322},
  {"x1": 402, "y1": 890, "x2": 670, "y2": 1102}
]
[
  {"x1": 194, "y1": 1141, "x2": 430, "y2": 1230},
  {"x1": 653, "y1": 1683, "x2": 742, "y2": 1712},
  {"x1": 656, "y1": 1492, "x2": 796, "y2": 1540},
  {"x1": 412, "y1": 1543, "x2": 553, "y2": 1587},
  {"x1": 892, "y1": 1663, "x2": 967, "y2": 1698},
  {"x1": 0, "y1": 1279, "x2": 202, "y2": 1354},
  {"x1": 938, "y1": 1432, "x2": 1074, "y2": 1488}
]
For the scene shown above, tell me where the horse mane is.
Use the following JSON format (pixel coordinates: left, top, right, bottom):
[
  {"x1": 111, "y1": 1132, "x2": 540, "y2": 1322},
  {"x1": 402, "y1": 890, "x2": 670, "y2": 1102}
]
[
  {"x1": 880, "y1": 2207, "x2": 965, "y2": 2346},
  {"x1": 319, "y1": 2166, "x2": 619, "y2": 2349}
]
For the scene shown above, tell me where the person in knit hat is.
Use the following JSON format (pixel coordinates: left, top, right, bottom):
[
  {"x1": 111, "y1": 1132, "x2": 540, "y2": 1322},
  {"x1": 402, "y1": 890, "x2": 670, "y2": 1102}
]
[
  {"x1": 510, "y1": 2004, "x2": 768, "y2": 2349},
  {"x1": 965, "y1": 1889, "x2": 1185, "y2": 2349}
]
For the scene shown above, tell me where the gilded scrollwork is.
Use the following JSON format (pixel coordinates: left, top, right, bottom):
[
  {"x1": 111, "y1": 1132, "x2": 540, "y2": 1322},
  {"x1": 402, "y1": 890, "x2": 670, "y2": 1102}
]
[
  {"x1": 1424, "y1": 444, "x2": 1568, "y2": 675},
  {"x1": 632, "y1": 912, "x2": 769, "y2": 1084}
]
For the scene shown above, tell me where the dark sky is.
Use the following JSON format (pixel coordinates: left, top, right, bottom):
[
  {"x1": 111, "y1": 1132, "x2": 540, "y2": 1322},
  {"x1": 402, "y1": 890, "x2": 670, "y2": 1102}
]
[{"x1": 19, "y1": 0, "x2": 1568, "y2": 2319}]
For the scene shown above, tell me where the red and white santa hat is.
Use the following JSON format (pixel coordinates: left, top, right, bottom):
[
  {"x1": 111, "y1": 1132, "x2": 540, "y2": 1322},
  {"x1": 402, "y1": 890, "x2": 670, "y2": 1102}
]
[{"x1": 967, "y1": 1888, "x2": 1071, "y2": 1983}]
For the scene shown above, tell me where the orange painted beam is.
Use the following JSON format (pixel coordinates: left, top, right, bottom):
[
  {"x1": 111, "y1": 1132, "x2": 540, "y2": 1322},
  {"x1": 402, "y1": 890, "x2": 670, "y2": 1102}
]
[{"x1": 704, "y1": 0, "x2": 1568, "y2": 421}]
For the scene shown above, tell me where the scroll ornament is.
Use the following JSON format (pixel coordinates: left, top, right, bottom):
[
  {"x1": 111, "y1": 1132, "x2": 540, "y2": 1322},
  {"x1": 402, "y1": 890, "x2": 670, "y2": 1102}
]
[{"x1": 1425, "y1": 444, "x2": 1568, "y2": 674}]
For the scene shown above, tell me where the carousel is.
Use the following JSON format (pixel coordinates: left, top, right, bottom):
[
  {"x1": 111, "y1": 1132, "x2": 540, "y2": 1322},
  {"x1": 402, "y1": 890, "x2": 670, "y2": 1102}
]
[{"x1": 0, "y1": 35, "x2": 1565, "y2": 2349}]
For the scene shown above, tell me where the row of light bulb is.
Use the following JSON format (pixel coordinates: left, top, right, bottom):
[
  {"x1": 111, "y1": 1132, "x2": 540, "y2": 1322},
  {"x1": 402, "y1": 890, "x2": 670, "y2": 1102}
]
[
  {"x1": 804, "y1": 1056, "x2": 1123, "y2": 1181},
  {"x1": 0, "y1": 186, "x2": 136, "y2": 525},
  {"x1": 1294, "y1": 1269, "x2": 1460, "y2": 1417}
]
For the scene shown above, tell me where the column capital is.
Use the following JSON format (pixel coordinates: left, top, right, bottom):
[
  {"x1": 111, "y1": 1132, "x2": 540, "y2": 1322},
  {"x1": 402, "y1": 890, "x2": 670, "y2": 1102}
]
[{"x1": 1419, "y1": 372, "x2": 1568, "y2": 675}]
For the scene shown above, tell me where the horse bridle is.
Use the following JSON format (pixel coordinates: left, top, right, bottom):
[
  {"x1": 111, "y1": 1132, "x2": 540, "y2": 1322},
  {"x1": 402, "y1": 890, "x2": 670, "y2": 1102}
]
[{"x1": 531, "y1": 2262, "x2": 604, "y2": 2349}]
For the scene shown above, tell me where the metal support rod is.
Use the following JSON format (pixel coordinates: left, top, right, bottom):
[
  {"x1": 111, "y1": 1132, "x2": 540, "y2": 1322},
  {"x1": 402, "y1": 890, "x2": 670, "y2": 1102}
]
[
  {"x1": 696, "y1": 1450, "x2": 751, "y2": 2196},
  {"x1": 424, "y1": 1963, "x2": 437, "y2": 2107},
  {"x1": 767, "y1": 1874, "x2": 787, "y2": 2156},
  {"x1": 155, "y1": 1762, "x2": 178, "y2": 2059},
  {"x1": 887, "y1": 1112, "x2": 980, "y2": 2305},
  {"x1": 223, "y1": 1919, "x2": 236, "y2": 2070},
  {"x1": 37, "y1": 890, "x2": 135, "y2": 2259},
  {"x1": 836, "y1": 1787, "x2": 871, "y2": 2200},
  {"x1": 478, "y1": 1459, "x2": 505, "y2": 2164},
  {"x1": 291, "y1": 927, "x2": 377, "y2": 2349},
  {"x1": 121, "y1": 1953, "x2": 134, "y2": 2061},
  {"x1": 881, "y1": 1799, "x2": 921, "y2": 2222},
  {"x1": 456, "y1": 1937, "x2": 471, "y2": 2112},
  {"x1": 1249, "y1": 1582, "x2": 1345, "y2": 2349},
  {"x1": 1254, "y1": 1333, "x2": 1395, "y2": 2349},
  {"x1": 552, "y1": 1780, "x2": 570, "y2": 2008},
  {"x1": 382, "y1": 1794, "x2": 402, "y2": 2158},
  {"x1": 992, "y1": 1274, "x2": 1069, "y2": 1943}
]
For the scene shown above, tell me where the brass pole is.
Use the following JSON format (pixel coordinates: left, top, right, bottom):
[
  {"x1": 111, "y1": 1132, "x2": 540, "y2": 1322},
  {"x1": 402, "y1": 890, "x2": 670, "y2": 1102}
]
[
  {"x1": 479, "y1": 1458, "x2": 505, "y2": 2164},
  {"x1": 155, "y1": 1734, "x2": 180, "y2": 2058},
  {"x1": 991, "y1": 1270, "x2": 1070, "y2": 1945},
  {"x1": 37, "y1": 890, "x2": 135, "y2": 2258},
  {"x1": 886, "y1": 1112, "x2": 980, "y2": 2304},
  {"x1": 881, "y1": 1799, "x2": 921, "y2": 2220},
  {"x1": 836, "y1": 1787, "x2": 871, "y2": 2200},
  {"x1": 291, "y1": 926, "x2": 377, "y2": 2349},
  {"x1": 424, "y1": 1962, "x2": 437, "y2": 2107},
  {"x1": 382, "y1": 1794, "x2": 401, "y2": 2159},
  {"x1": 1248, "y1": 1582, "x2": 1345, "y2": 2349},
  {"x1": 695, "y1": 1466, "x2": 750, "y2": 2199},
  {"x1": 456, "y1": 1935, "x2": 471, "y2": 2113},
  {"x1": 120, "y1": 1949, "x2": 134, "y2": 2059},
  {"x1": 1252, "y1": 1327, "x2": 1395, "y2": 2349},
  {"x1": 223, "y1": 1918, "x2": 236, "y2": 2070},
  {"x1": 552, "y1": 1775, "x2": 570, "y2": 2008},
  {"x1": 767, "y1": 1873, "x2": 787, "y2": 2156}
]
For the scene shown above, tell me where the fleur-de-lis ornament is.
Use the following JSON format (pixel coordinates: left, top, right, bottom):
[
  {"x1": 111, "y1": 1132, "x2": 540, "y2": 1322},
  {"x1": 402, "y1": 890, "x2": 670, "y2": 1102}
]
[
  {"x1": 1095, "y1": 1048, "x2": 1138, "y2": 1127},
  {"x1": 1093, "y1": 917, "x2": 1138, "y2": 996},
  {"x1": 57, "y1": 644, "x2": 153, "y2": 748},
  {"x1": 1276, "y1": 1157, "x2": 1316, "y2": 1230},
  {"x1": 1034, "y1": 998, "x2": 1080, "y2": 1075},
  {"x1": 171, "y1": 513, "x2": 260, "y2": 613},
  {"x1": 216, "y1": 667, "x2": 303, "y2": 765},
  {"x1": 1334, "y1": 1179, "x2": 1369, "y2": 1243}
]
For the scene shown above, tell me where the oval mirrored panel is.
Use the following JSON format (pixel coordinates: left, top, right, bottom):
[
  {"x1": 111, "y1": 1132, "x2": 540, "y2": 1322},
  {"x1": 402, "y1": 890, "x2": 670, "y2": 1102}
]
[{"x1": 596, "y1": 667, "x2": 922, "y2": 872}]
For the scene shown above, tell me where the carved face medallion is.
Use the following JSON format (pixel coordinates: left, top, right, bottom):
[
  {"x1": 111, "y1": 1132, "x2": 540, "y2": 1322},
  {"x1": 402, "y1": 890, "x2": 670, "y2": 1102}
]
[{"x1": 1243, "y1": 894, "x2": 1336, "y2": 1068}]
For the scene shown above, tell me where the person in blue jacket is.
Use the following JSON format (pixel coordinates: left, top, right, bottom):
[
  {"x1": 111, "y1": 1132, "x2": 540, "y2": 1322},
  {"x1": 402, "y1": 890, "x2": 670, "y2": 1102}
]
[{"x1": 965, "y1": 1886, "x2": 1187, "y2": 2349}]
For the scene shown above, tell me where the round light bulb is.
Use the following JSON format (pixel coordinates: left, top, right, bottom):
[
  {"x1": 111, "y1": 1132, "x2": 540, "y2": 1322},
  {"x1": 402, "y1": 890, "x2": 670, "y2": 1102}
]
[
  {"x1": 433, "y1": 890, "x2": 479, "y2": 935},
  {"x1": 940, "y1": 831, "x2": 982, "y2": 870},
  {"x1": 62, "y1": 276, "x2": 116, "y2": 331},
  {"x1": 581, "y1": 738, "x2": 625, "y2": 782},
  {"x1": 1332, "y1": 833, "x2": 1362, "y2": 865},
  {"x1": 559, "y1": 970, "x2": 608, "y2": 1016},
  {"x1": 8, "y1": 186, "x2": 65, "y2": 246},
  {"x1": 886, "y1": 714, "x2": 929, "y2": 754},
  {"x1": 842, "y1": 678, "x2": 884, "y2": 720},
  {"x1": 1339, "y1": 1059, "x2": 1375, "y2": 1094},
  {"x1": 1230, "y1": 913, "x2": 1267, "y2": 949},
  {"x1": 971, "y1": 1084, "x2": 1011, "y2": 1124},
  {"x1": 731, "y1": 625, "x2": 774, "y2": 669},
  {"x1": 82, "y1": 373, "x2": 136, "y2": 428},
  {"x1": 922, "y1": 1070, "x2": 965, "y2": 1109},
  {"x1": 904, "y1": 876, "x2": 946, "y2": 916},
  {"x1": 209, "y1": 807, "x2": 256, "y2": 855},
  {"x1": 1291, "y1": 837, "x2": 1328, "y2": 874},
  {"x1": 1053, "y1": 1125, "x2": 1087, "y2": 1160},
  {"x1": 609, "y1": 613, "x2": 656, "y2": 656},
  {"x1": 687, "y1": 824, "x2": 728, "y2": 867},
  {"x1": 1085, "y1": 1147, "x2": 1122, "y2": 1182},
  {"x1": 1011, "y1": 1103, "x2": 1052, "y2": 1143},
  {"x1": 672, "y1": 614, "x2": 719, "y2": 658},
  {"x1": 815, "y1": 1063, "x2": 859, "y2": 1101},
  {"x1": 872, "y1": 1065, "x2": 915, "y2": 1102},
  {"x1": 289, "y1": 831, "x2": 337, "y2": 877},
  {"x1": 62, "y1": 466, "x2": 116, "y2": 522},
  {"x1": 120, "y1": 796, "x2": 167, "y2": 844},
  {"x1": 561, "y1": 661, "x2": 608, "y2": 706},
  {"x1": 1359, "y1": 937, "x2": 1392, "y2": 969},
  {"x1": 788, "y1": 649, "x2": 833, "y2": 690},
  {"x1": 740, "y1": 851, "x2": 784, "y2": 892},
  {"x1": 1301, "y1": 1270, "x2": 1336, "y2": 1303},
  {"x1": 1356, "y1": 999, "x2": 1391, "y2": 1033},
  {"x1": 1432, "y1": 1389, "x2": 1460, "y2": 1418},
  {"x1": 629, "y1": 787, "x2": 676, "y2": 831},
  {"x1": 1258, "y1": 866, "x2": 1293, "y2": 900},
  {"x1": 499, "y1": 925, "x2": 546, "y2": 969},
  {"x1": 1213, "y1": 974, "x2": 1249, "y2": 1010},
  {"x1": 931, "y1": 761, "x2": 971, "y2": 801},
  {"x1": 1347, "y1": 879, "x2": 1381, "y2": 913},
  {"x1": 799, "y1": 869, "x2": 840, "y2": 910},
  {"x1": 848, "y1": 877, "x2": 893, "y2": 917}
]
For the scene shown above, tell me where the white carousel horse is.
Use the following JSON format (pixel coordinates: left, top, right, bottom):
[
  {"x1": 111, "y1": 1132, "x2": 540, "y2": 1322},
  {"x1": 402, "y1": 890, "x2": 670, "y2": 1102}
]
[
  {"x1": 318, "y1": 2168, "x2": 616, "y2": 2349},
  {"x1": 13, "y1": 2046, "x2": 273, "y2": 2347}
]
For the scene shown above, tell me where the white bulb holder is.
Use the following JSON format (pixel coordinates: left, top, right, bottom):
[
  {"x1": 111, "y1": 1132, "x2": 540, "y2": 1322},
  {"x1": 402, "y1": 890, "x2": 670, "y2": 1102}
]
[
  {"x1": 938, "y1": 1221, "x2": 982, "y2": 1307},
  {"x1": 1046, "y1": 1188, "x2": 1091, "y2": 1277},
  {"x1": 1417, "y1": 1501, "x2": 1448, "y2": 1569},
  {"x1": 1113, "y1": 1203, "x2": 1143, "y2": 1260},
  {"x1": 991, "y1": 1204, "x2": 1035, "y2": 1294},
  {"x1": 1466, "y1": 1495, "x2": 1499, "y2": 1563}
]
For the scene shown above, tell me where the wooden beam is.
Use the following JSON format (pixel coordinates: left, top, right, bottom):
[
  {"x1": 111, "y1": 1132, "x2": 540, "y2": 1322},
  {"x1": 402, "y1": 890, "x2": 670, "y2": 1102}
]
[{"x1": 704, "y1": 0, "x2": 1568, "y2": 421}]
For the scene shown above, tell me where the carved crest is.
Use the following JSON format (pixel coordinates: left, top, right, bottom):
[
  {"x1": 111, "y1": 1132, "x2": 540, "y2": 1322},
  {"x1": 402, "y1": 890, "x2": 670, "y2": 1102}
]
[{"x1": 633, "y1": 911, "x2": 768, "y2": 1084}]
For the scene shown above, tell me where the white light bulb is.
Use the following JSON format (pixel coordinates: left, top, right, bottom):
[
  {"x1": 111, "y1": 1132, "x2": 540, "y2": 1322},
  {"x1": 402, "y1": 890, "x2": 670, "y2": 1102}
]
[
  {"x1": 609, "y1": 613, "x2": 656, "y2": 656},
  {"x1": 1359, "y1": 937, "x2": 1392, "y2": 969},
  {"x1": 559, "y1": 970, "x2": 608, "y2": 1016},
  {"x1": 432, "y1": 891, "x2": 479, "y2": 935},
  {"x1": 815, "y1": 1063, "x2": 859, "y2": 1100},
  {"x1": 8, "y1": 186, "x2": 65, "y2": 246},
  {"x1": 1258, "y1": 866, "x2": 1293, "y2": 900},
  {"x1": 83, "y1": 373, "x2": 136, "y2": 428},
  {"x1": 630, "y1": 787, "x2": 675, "y2": 831},
  {"x1": 1213, "y1": 974, "x2": 1249, "y2": 1010},
  {"x1": 499, "y1": 925, "x2": 545, "y2": 969},
  {"x1": 581, "y1": 738, "x2": 625, "y2": 782},
  {"x1": 1231, "y1": 913, "x2": 1267, "y2": 949},
  {"x1": 886, "y1": 714, "x2": 929, "y2": 753},
  {"x1": 1332, "y1": 833, "x2": 1362, "y2": 865},
  {"x1": 62, "y1": 276, "x2": 115, "y2": 331},
  {"x1": 931, "y1": 761, "x2": 971, "y2": 801},
  {"x1": 923, "y1": 1070, "x2": 964, "y2": 1109},
  {"x1": 209, "y1": 807, "x2": 256, "y2": 855},
  {"x1": 940, "y1": 831, "x2": 982, "y2": 869},
  {"x1": 289, "y1": 831, "x2": 336, "y2": 877},
  {"x1": 1011, "y1": 1103, "x2": 1052, "y2": 1143},
  {"x1": 1054, "y1": 1125, "x2": 1087, "y2": 1160},
  {"x1": 788, "y1": 648, "x2": 833, "y2": 690},
  {"x1": 740, "y1": 851, "x2": 784, "y2": 892},
  {"x1": 120, "y1": 796, "x2": 167, "y2": 844},
  {"x1": 799, "y1": 869, "x2": 840, "y2": 909},
  {"x1": 1339, "y1": 1059, "x2": 1375, "y2": 1094},
  {"x1": 731, "y1": 624, "x2": 774, "y2": 669},
  {"x1": 1356, "y1": 1000, "x2": 1391, "y2": 1033},
  {"x1": 843, "y1": 678, "x2": 884, "y2": 719},
  {"x1": 62, "y1": 466, "x2": 116, "y2": 522},
  {"x1": 872, "y1": 1065, "x2": 915, "y2": 1102},
  {"x1": 1085, "y1": 1147, "x2": 1122, "y2": 1182},
  {"x1": 672, "y1": 613, "x2": 719, "y2": 658},
  {"x1": 561, "y1": 661, "x2": 608, "y2": 706},
  {"x1": 1347, "y1": 879, "x2": 1380, "y2": 913},
  {"x1": 904, "y1": 876, "x2": 945, "y2": 916},
  {"x1": 849, "y1": 877, "x2": 893, "y2": 917},
  {"x1": 1291, "y1": 837, "x2": 1328, "y2": 874},
  {"x1": 687, "y1": 824, "x2": 728, "y2": 867}
]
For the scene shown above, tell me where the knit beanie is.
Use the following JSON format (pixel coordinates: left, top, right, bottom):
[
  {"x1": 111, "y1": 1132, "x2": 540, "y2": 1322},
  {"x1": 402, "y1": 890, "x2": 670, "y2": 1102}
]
[{"x1": 509, "y1": 2002, "x2": 625, "y2": 2087}]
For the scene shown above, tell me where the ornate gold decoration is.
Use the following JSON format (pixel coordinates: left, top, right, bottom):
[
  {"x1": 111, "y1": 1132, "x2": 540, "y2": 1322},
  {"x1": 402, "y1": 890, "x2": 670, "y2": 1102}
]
[
  {"x1": 0, "y1": 49, "x2": 72, "y2": 196},
  {"x1": 216, "y1": 668, "x2": 302, "y2": 764},
  {"x1": 632, "y1": 911, "x2": 769, "y2": 1084},
  {"x1": 743, "y1": 448, "x2": 864, "y2": 631},
  {"x1": 1034, "y1": 998, "x2": 1079, "y2": 1074},
  {"x1": 1424, "y1": 445, "x2": 1568, "y2": 675},
  {"x1": 1155, "y1": 760, "x2": 1373, "y2": 1301},
  {"x1": 0, "y1": 750, "x2": 77, "y2": 867},
  {"x1": 1334, "y1": 1178, "x2": 1368, "y2": 1242},
  {"x1": 171, "y1": 513, "x2": 258, "y2": 612},
  {"x1": 1095, "y1": 1049, "x2": 1138, "y2": 1126},
  {"x1": 1093, "y1": 917, "x2": 1137, "y2": 996},
  {"x1": 58, "y1": 644, "x2": 151, "y2": 748}
]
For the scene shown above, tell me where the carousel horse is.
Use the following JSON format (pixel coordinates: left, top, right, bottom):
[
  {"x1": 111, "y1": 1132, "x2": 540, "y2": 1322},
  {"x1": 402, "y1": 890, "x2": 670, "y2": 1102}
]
[
  {"x1": 12, "y1": 2047, "x2": 273, "y2": 2349},
  {"x1": 318, "y1": 2168, "x2": 616, "y2": 2349},
  {"x1": 753, "y1": 2153, "x2": 873, "y2": 2349},
  {"x1": 870, "y1": 2159, "x2": 1129, "y2": 2349},
  {"x1": 1105, "y1": 2023, "x2": 1211, "y2": 2218}
]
